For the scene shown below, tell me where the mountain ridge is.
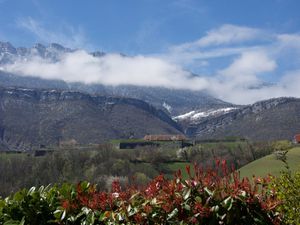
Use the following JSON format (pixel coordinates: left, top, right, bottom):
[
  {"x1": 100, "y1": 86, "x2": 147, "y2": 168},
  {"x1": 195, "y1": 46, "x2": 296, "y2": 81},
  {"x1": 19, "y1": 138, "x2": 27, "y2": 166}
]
[
  {"x1": 186, "y1": 97, "x2": 300, "y2": 141},
  {"x1": 0, "y1": 86, "x2": 182, "y2": 150}
]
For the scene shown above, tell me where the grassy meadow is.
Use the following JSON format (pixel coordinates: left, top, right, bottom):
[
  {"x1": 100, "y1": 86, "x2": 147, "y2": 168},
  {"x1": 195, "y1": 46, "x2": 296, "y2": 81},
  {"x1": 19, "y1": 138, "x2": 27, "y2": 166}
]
[{"x1": 239, "y1": 146, "x2": 300, "y2": 178}]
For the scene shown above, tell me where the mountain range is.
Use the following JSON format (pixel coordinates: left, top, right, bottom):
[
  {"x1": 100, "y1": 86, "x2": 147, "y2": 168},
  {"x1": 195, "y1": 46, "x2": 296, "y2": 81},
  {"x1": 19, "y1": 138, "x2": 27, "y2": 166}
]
[
  {"x1": 0, "y1": 41, "x2": 299, "y2": 150},
  {"x1": 0, "y1": 41, "x2": 232, "y2": 116}
]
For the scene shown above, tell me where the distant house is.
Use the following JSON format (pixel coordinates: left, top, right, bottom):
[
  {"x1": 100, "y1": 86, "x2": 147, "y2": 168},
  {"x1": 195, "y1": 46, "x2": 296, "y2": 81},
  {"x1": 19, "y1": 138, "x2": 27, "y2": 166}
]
[
  {"x1": 59, "y1": 139, "x2": 78, "y2": 147},
  {"x1": 293, "y1": 134, "x2": 300, "y2": 144},
  {"x1": 143, "y1": 134, "x2": 187, "y2": 142}
]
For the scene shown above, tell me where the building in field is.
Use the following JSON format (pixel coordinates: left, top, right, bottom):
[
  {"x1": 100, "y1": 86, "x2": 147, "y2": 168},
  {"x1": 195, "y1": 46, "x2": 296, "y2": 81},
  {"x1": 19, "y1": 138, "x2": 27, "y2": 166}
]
[
  {"x1": 143, "y1": 134, "x2": 187, "y2": 142},
  {"x1": 293, "y1": 134, "x2": 300, "y2": 144},
  {"x1": 116, "y1": 135, "x2": 191, "y2": 149}
]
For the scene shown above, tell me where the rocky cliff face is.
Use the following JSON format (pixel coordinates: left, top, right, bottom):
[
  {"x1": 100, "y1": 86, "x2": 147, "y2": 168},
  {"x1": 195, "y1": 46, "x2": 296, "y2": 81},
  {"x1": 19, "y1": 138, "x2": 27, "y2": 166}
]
[
  {"x1": 0, "y1": 87, "x2": 182, "y2": 150},
  {"x1": 186, "y1": 97, "x2": 300, "y2": 141}
]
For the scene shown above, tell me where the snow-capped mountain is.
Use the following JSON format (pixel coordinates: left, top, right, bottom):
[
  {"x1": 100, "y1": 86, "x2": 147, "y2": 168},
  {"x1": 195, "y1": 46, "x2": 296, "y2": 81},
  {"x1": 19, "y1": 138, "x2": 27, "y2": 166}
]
[
  {"x1": 0, "y1": 42, "x2": 74, "y2": 64},
  {"x1": 0, "y1": 41, "x2": 299, "y2": 143},
  {"x1": 0, "y1": 41, "x2": 109, "y2": 65},
  {"x1": 0, "y1": 41, "x2": 234, "y2": 116}
]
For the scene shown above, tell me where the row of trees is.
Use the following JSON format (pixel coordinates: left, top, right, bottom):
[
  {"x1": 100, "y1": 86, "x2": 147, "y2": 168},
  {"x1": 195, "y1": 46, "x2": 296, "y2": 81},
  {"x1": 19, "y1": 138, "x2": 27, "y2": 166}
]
[{"x1": 0, "y1": 144, "x2": 176, "y2": 197}]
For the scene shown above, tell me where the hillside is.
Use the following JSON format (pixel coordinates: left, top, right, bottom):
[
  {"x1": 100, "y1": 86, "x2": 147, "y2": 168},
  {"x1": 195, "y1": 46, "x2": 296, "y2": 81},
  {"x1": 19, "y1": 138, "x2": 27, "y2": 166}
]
[
  {"x1": 239, "y1": 147, "x2": 300, "y2": 178},
  {"x1": 186, "y1": 97, "x2": 300, "y2": 141},
  {"x1": 0, "y1": 87, "x2": 182, "y2": 150}
]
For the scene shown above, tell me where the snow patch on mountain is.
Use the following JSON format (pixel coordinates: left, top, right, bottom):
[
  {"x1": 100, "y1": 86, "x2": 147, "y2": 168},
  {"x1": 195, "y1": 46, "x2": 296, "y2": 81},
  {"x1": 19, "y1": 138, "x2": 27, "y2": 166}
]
[
  {"x1": 163, "y1": 102, "x2": 172, "y2": 113},
  {"x1": 173, "y1": 107, "x2": 238, "y2": 122}
]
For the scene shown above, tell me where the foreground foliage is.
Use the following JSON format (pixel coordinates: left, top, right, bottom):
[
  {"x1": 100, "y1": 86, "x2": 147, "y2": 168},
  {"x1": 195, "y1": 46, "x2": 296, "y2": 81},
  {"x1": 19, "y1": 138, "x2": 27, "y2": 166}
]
[
  {"x1": 0, "y1": 162, "x2": 282, "y2": 225},
  {"x1": 271, "y1": 169, "x2": 300, "y2": 225}
]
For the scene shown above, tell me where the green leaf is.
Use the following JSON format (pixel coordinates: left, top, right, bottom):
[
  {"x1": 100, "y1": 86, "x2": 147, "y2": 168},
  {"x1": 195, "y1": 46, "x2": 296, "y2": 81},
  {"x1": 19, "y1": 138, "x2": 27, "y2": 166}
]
[
  {"x1": 80, "y1": 181, "x2": 90, "y2": 192},
  {"x1": 82, "y1": 207, "x2": 91, "y2": 215},
  {"x1": 217, "y1": 213, "x2": 226, "y2": 220},
  {"x1": 4, "y1": 219, "x2": 21, "y2": 225},
  {"x1": 19, "y1": 217, "x2": 25, "y2": 225},
  {"x1": 183, "y1": 203, "x2": 191, "y2": 211},
  {"x1": 167, "y1": 208, "x2": 178, "y2": 220},
  {"x1": 150, "y1": 197, "x2": 157, "y2": 205},
  {"x1": 204, "y1": 187, "x2": 214, "y2": 196},
  {"x1": 61, "y1": 210, "x2": 66, "y2": 220},
  {"x1": 129, "y1": 192, "x2": 140, "y2": 201},
  {"x1": 86, "y1": 211, "x2": 95, "y2": 225},
  {"x1": 74, "y1": 211, "x2": 85, "y2": 220},
  {"x1": 239, "y1": 190, "x2": 246, "y2": 198},
  {"x1": 211, "y1": 205, "x2": 219, "y2": 212},
  {"x1": 127, "y1": 204, "x2": 132, "y2": 213},
  {"x1": 195, "y1": 196, "x2": 202, "y2": 203},
  {"x1": 222, "y1": 196, "x2": 233, "y2": 211},
  {"x1": 99, "y1": 212, "x2": 106, "y2": 221},
  {"x1": 27, "y1": 187, "x2": 36, "y2": 196},
  {"x1": 116, "y1": 213, "x2": 123, "y2": 221},
  {"x1": 183, "y1": 188, "x2": 191, "y2": 200}
]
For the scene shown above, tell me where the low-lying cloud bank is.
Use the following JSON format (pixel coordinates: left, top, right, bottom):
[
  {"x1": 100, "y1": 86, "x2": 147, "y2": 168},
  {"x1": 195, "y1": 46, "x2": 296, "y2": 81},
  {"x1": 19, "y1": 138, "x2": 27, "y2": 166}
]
[
  {"x1": 1, "y1": 24, "x2": 300, "y2": 105},
  {"x1": 2, "y1": 51, "x2": 208, "y2": 90}
]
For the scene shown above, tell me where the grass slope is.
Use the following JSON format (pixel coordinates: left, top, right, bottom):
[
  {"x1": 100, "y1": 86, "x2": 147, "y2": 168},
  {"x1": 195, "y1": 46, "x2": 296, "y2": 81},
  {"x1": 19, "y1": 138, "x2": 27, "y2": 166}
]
[{"x1": 239, "y1": 147, "x2": 300, "y2": 178}]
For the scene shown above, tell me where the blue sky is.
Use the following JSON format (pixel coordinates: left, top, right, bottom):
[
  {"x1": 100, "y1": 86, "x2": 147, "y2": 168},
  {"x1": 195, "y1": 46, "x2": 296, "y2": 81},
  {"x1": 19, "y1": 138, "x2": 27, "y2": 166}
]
[
  {"x1": 1, "y1": 0, "x2": 300, "y2": 104},
  {"x1": 1, "y1": 0, "x2": 299, "y2": 53}
]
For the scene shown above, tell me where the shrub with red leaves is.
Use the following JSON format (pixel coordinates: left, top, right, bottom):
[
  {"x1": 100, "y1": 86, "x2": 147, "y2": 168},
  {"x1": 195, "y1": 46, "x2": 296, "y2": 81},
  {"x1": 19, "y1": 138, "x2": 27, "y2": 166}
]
[
  {"x1": 0, "y1": 161, "x2": 283, "y2": 224},
  {"x1": 54, "y1": 161, "x2": 282, "y2": 224}
]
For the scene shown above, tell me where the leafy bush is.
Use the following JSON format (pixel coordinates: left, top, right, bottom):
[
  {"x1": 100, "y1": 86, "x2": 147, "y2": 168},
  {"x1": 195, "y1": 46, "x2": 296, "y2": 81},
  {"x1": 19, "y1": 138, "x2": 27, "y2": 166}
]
[
  {"x1": 271, "y1": 170, "x2": 300, "y2": 225},
  {"x1": 0, "y1": 162, "x2": 283, "y2": 224},
  {"x1": 272, "y1": 140, "x2": 292, "y2": 152},
  {"x1": 0, "y1": 185, "x2": 59, "y2": 225}
]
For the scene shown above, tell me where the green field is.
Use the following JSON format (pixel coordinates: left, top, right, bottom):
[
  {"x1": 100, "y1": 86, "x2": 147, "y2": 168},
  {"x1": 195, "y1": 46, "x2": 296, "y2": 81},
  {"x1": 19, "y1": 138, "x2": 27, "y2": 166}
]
[{"x1": 239, "y1": 147, "x2": 300, "y2": 178}]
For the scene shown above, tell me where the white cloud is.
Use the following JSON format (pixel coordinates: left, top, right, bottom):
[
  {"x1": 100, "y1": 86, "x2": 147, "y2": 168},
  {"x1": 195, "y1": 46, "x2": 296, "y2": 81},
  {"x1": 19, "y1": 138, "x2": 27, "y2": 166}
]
[
  {"x1": 210, "y1": 78, "x2": 300, "y2": 105},
  {"x1": 154, "y1": 24, "x2": 300, "y2": 104},
  {"x1": 220, "y1": 51, "x2": 276, "y2": 86},
  {"x1": 205, "y1": 66, "x2": 300, "y2": 105},
  {"x1": 221, "y1": 51, "x2": 276, "y2": 75},
  {"x1": 16, "y1": 17, "x2": 88, "y2": 49},
  {"x1": 277, "y1": 33, "x2": 300, "y2": 47},
  {"x1": 1, "y1": 23, "x2": 300, "y2": 105},
  {"x1": 170, "y1": 24, "x2": 263, "y2": 53},
  {"x1": 280, "y1": 70, "x2": 300, "y2": 94},
  {"x1": 2, "y1": 50, "x2": 209, "y2": 90},
  {"x1": 162, "y1": 24, "x2": 268, "y2": 68},
  {"x1": 198, "y1": 24, "x2": 263, "y2": 46},
  {"x1": 3, "y1": 48, "x2": 299, "y2": 105},
  {"x1": 202, "y1": 51, "x2": 298, "y2": 104}
]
